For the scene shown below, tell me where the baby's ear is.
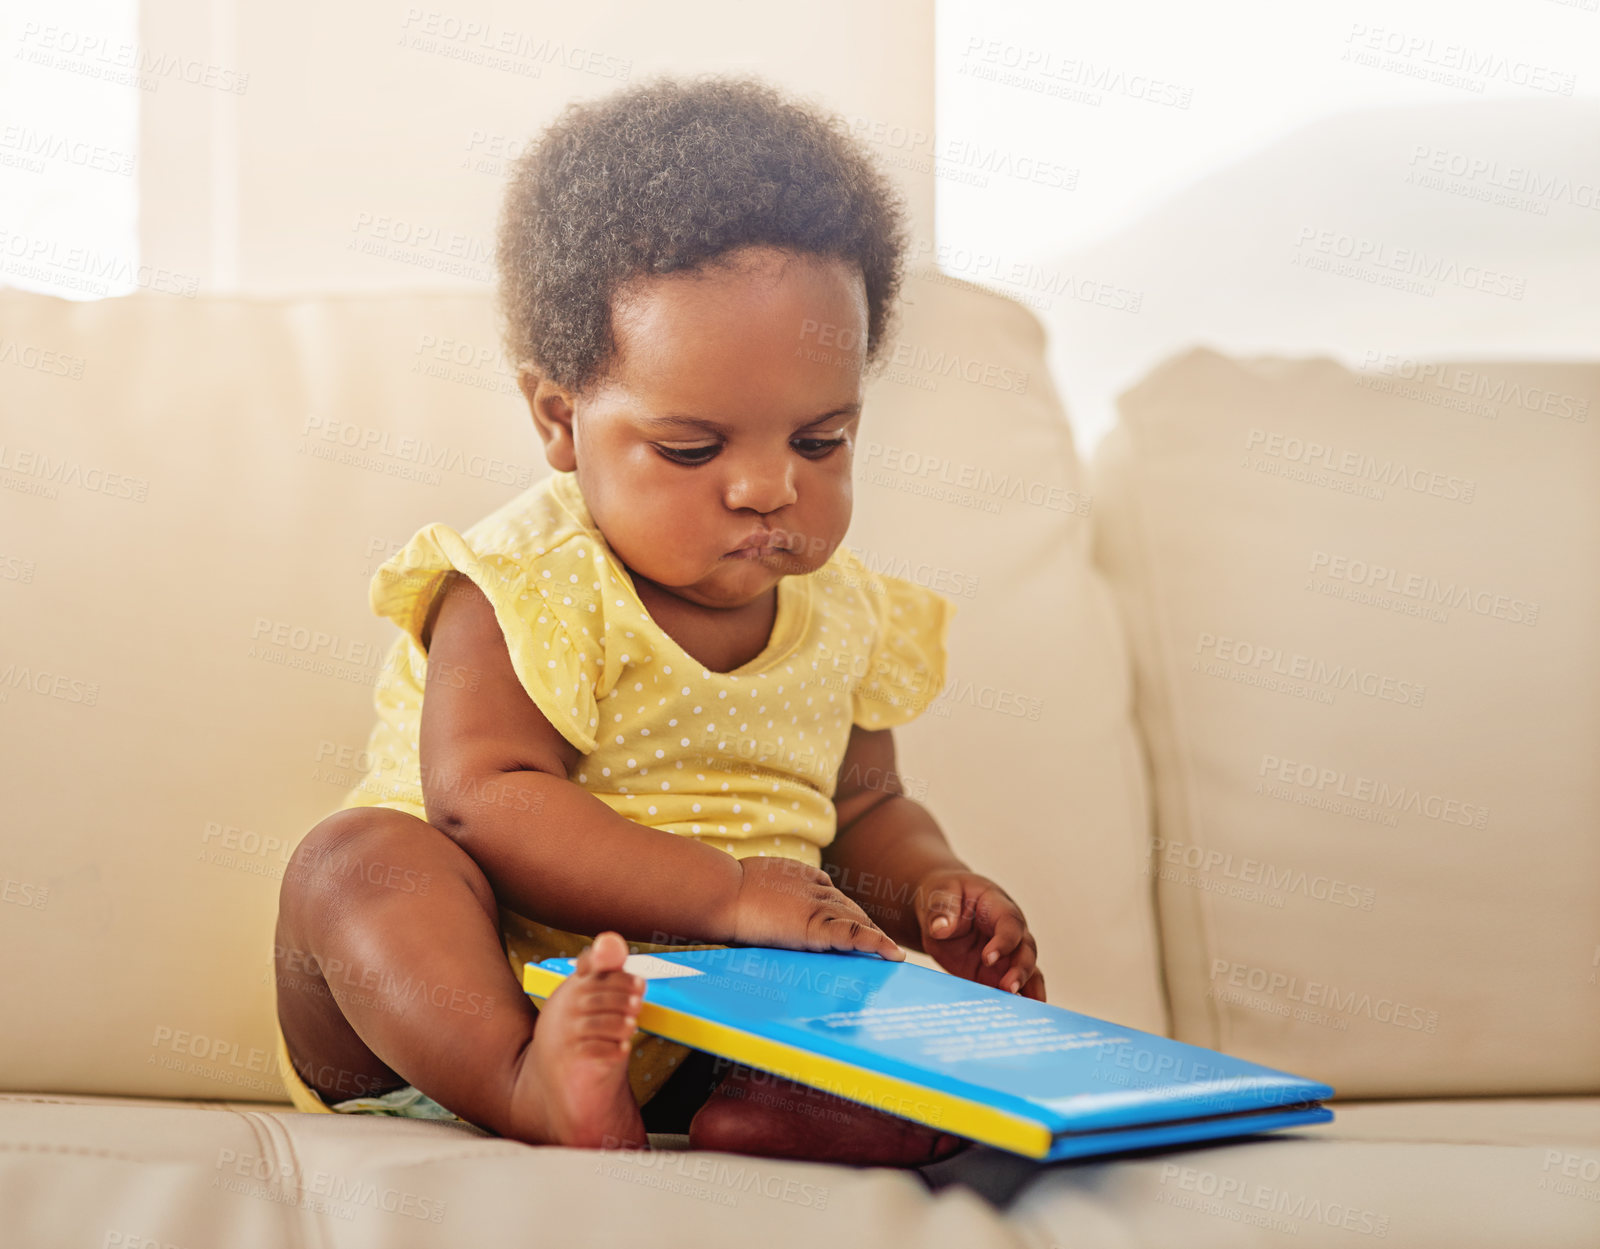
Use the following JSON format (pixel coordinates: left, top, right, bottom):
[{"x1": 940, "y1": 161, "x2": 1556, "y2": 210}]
[{"x1": 523, "y1": 370, "x2": 578, "y2": 471}]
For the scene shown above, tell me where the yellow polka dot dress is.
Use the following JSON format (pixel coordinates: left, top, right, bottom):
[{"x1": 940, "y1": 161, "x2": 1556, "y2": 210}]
[{"x1": 338, "y1": 469, "x2": 955, "y2": 1107}]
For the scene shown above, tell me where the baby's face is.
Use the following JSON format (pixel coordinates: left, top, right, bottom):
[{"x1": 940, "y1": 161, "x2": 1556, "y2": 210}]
[{"x1": 531, "y1": 244, "x2": 868, "y2": 613}]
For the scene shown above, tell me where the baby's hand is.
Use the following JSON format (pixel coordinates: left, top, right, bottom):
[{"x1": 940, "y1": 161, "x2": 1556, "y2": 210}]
[
  {"x1": 726, "y1": 856, "x2": 905, "y2": 962},
  {"x1": 917, "y1": 870, "x2": 1045, "y2": 1000}
]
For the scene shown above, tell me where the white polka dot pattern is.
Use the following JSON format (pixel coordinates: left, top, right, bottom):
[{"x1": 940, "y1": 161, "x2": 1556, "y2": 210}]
[{"x1": 341, "y1": 470, "x2": 956, "y2": 865}]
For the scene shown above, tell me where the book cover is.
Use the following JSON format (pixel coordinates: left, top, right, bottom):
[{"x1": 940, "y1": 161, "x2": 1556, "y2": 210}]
[{"x1": 523, "y1": 946, "x2": 1334, "y2": 1161}]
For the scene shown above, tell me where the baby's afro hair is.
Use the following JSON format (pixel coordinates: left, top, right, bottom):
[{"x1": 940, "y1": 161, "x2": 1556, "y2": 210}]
[{"x1": 494, "y1": 72, "x2": 912, "y2": 396}]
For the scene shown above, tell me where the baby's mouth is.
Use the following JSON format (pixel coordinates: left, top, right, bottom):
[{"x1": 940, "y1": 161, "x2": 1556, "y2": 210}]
[{"x1": 726, "y1": 530, "x2": 794, "y2": 558}]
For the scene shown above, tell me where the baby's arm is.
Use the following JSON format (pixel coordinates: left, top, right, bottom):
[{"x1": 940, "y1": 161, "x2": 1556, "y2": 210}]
[
  {"x1": 418, "y1": 575, "x2": 899, "y2": 958},
  {"x1": 823, "y1": 724, "x2": 967, "y2": 950},
  {"x1": 418, "y1": 572, "x2": 739, "y2": 944},
  {"x1": 823, "y1": 724, "x2": 1046, "y2": 998}
]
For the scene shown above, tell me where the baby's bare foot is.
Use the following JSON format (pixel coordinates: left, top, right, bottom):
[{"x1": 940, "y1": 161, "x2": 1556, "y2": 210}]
[
  {"x1": 508, "y1": 930, "x2": 649, "y2": 1150},
  {"x1": 689, "y1": 1064, "x2": 970, "y2": 1166}
]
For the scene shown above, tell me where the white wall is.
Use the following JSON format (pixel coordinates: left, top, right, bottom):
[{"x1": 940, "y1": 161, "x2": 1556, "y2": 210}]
[
  {"x1": 20, "y1": 1, "x2": 1596, "y2": 467},
  {"x1": 0, "y1": 1, "x2": 141, "y2": 298},
  {"x1": 934, "y1": 0, "x2": 1600, "y2": 458},
  {"x1": 134, "y1": 0, "x2": 936, "y2": 297}
]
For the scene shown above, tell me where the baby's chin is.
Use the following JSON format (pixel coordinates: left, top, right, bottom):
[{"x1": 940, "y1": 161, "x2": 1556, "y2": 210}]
[
  {"x1": 623, "y1": 561, "x2": 770, "y2": 609},
  {"x1": 702, "y1": 558, "x2": 792, "y2": 600},
  {"x1": 698, "y1": 559, "x2": 814, "y2": 608}
]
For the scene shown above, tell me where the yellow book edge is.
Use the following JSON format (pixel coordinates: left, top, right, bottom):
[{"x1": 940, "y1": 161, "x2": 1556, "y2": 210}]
[{"x1": 523, "y1": 962, "x2": 1051, "y2": 1159}]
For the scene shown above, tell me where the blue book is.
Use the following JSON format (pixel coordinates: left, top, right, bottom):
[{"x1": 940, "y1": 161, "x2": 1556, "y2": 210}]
[{"x1": 524, "y1": 946, "x2": 1333, "y2": 1161}]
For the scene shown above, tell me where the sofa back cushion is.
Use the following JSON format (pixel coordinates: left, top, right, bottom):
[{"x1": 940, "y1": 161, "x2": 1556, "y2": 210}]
[
  {"x1": 1088, "y1": 346, "x2": 1600, "y2": 1096},
  {"x1": 0, "y1": 274, "x2": 1164, "y2": 1100}
]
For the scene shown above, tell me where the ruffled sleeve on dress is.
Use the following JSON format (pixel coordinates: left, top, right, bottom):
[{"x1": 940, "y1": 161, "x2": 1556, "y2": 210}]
[
  {"x1": 368, "y1": 523, "x2": 607, "y2": 754},
  {"x1": 850, "y1": 571, "x2": 957, "y2": 730}
]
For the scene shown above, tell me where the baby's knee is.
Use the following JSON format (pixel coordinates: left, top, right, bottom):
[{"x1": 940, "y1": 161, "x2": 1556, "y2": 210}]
[{"x1": 280, "y1": 806, "x2": 454, "y2": 913}]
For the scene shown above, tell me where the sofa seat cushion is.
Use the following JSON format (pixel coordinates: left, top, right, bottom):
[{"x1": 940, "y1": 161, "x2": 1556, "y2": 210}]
[
  {"x1": 3, "y1": 1093, "x2": 1595, "y2": 1246},
  {"x1": 0, "y1": 1092, "x2": 1024, "y2": 1247},
  {"x1": 954, "y1": 1097, "x2": 1600, "y2": 1247}
]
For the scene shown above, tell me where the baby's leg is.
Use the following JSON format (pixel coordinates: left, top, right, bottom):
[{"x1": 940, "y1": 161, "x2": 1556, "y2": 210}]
[
  {"x1": 275, "y1": 806, "x2": 649, "y2": 1148},
  {"x1": 689, "y1": 1063, "x2": 971, "y2": 1167}
]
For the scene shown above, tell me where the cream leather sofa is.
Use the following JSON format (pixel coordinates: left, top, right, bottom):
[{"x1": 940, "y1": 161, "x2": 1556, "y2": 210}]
[{"x1": 2, "y1": 269, "x2": 1595, "y2": 1247}]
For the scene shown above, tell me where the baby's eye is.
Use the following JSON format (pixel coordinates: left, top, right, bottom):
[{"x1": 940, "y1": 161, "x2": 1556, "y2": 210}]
[
  {"x1": 653, "y1": 438, "x2": 845, "y2": 466},
  {"x1": 794, "y1": 438, "x2": 845, "y2": 457},
  {"x1": 655, "y1": 444, "x2": 718, "y2": 465}
]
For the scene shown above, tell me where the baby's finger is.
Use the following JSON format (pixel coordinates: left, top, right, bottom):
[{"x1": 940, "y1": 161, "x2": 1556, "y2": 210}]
[
  {"x1": 924, "y1": 886, "x2": 971, "y2": 942},
  {"x1": 996, "y1": 939, "x2": 1039, "y2": 994},
  {"x1": 980, "y1": 911, "x2": 1026, "y2": 968},
  {"x1": 820, "y1": 913, "x2": 904, "y2": 961},
  {"x1": 1019, "y1": 967, "x2": 1047, "y2": 1002},
  {"x1": 835, "y1": 894, "x2": 907, "y2": 960}
]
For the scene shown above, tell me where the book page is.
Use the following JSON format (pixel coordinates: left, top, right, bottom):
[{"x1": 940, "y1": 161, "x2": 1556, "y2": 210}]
[{"x1": 808, "y1": 999, "x2": 1130, "y2": 1062}]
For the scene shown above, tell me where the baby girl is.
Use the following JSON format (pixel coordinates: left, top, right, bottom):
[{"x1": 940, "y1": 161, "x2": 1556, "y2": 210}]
[{"x1": 274, "y1": 73, "x2": 1044, "y2": 1168}]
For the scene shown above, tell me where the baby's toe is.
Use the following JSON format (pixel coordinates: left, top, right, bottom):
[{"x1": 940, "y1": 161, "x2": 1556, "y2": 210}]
[{"x1": 590, "y1": 930, "x2": 630, "y2": 969}]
